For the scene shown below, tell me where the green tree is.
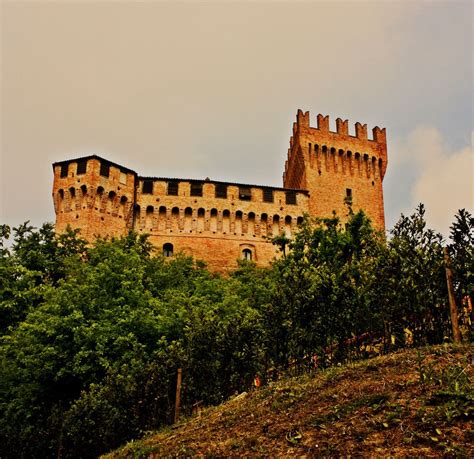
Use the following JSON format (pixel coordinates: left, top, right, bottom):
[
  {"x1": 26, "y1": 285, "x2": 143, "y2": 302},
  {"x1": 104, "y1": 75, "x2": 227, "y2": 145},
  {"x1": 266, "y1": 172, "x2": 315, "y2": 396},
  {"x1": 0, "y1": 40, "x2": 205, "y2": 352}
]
[{"x1": 385, "y1": 204, "x2": 448, "y2": 345}]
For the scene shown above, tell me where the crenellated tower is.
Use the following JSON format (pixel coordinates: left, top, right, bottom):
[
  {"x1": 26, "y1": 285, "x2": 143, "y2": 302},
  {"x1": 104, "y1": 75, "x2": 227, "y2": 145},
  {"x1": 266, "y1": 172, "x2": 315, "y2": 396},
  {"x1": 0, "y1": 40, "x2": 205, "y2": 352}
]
[
  {"x1": 52, "y1": 156, "x2": 137, "y2": 240},
  {"x1": 283, "y1": 110, "x2": 387, "y2": 230}
]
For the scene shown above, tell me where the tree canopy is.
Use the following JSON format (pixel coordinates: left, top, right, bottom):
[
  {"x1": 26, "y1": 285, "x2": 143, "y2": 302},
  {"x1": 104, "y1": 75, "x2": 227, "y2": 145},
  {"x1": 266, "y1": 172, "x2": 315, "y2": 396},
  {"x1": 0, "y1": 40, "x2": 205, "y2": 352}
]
[{"x1": 0, "y1": 206, "x2": 471, "y2": 457}]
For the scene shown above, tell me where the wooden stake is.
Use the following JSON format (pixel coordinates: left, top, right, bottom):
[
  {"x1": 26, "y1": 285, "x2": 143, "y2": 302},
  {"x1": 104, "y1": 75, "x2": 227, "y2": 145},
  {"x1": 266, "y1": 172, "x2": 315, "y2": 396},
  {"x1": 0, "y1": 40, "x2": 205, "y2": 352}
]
[
  {"x1": 174, "y1": 368, "x2": 182, "y2": 423},
  {"x1": 444, "y1": 247, "x2": 462, "y2": 344}
]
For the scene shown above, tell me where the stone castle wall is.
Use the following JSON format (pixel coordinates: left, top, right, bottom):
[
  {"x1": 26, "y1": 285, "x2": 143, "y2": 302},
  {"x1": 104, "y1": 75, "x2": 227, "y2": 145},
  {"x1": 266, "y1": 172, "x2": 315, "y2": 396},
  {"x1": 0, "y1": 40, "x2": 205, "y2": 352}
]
[
  {"x1": 53, "y1": 157, "x2": 309, "y2": 271},
  {"x1": 52, "y1": 110, "x2": 388, "y2": 271}
]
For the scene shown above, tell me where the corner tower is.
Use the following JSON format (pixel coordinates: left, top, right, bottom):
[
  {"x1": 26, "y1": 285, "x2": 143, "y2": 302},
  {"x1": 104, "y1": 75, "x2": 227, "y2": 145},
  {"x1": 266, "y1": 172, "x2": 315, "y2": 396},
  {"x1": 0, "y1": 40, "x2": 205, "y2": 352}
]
[
  {"x1": 52, "y1": 156, "x2": 137, "y2": 240},
  {"x1": 283, "y1": 110, "x2": 387, "y2": 230}
]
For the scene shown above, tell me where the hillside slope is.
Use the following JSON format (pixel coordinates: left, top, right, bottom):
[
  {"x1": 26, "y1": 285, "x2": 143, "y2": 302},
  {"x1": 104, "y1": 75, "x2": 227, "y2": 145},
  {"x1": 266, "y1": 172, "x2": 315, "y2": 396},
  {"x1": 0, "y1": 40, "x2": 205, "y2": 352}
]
[{"x1": 106, "y1": 345, "x2": 473, "y2": 458}]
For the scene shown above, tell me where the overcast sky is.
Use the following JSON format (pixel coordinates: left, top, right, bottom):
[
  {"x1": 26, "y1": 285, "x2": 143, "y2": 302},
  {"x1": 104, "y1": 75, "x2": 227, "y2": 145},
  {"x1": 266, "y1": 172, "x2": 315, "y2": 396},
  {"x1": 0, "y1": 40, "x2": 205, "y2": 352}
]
[{"x1": 1, "y1": 0, "x2": 472, "y2": 238}]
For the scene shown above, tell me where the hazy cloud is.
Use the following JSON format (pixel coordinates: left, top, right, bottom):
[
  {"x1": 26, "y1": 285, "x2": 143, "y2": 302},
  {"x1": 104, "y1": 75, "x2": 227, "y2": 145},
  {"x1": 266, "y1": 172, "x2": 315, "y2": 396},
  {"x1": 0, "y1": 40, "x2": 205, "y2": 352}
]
[
  {"x1": 394, "y1": 126, "x2": 473, "y2": 237},
  {"x1": 1, "y1": 1, "x2": 472, "y2": 233}
]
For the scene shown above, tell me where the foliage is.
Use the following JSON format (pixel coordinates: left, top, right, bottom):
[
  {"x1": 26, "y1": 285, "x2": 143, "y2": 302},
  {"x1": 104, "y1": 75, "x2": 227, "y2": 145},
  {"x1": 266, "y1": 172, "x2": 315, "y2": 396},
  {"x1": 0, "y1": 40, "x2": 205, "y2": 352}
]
[
  {"x1": 0, "y1": 204, "x2": 472, "y2": 457},
  {"x1": 448, "y1": 209, "x2": 474, "y2": 298},
  {"x1": 384, "y1": 204, "x2": 449, "y2": 345}
]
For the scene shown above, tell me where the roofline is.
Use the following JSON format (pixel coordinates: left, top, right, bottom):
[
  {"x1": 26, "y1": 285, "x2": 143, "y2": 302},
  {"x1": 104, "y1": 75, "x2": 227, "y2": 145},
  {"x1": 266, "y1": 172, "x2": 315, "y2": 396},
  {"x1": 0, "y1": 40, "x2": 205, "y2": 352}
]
[
  {"x1": 52, "y1": 154, "x2": 309, "y2": 194},
  {"x1": 52, "y1": 154, "x2": 137, "y2": 176},
  {"x1": 138, "y1": 176, "x2": 308, "y2": 194}
]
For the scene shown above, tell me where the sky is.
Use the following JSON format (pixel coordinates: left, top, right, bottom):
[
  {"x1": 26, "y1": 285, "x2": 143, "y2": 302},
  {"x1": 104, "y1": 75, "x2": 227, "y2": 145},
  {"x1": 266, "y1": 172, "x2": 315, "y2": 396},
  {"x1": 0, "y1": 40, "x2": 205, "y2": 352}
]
[{"x1": 1, "y1": 0, "x2": 473, "y2": 239}]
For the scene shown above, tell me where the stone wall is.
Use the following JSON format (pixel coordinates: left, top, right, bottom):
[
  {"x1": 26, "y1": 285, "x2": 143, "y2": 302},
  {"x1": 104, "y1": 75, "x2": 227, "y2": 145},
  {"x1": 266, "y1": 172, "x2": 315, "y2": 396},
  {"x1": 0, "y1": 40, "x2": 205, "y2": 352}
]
[
  {"x1": 53, "y1": 156, "x2": 309, "y2": 271},
  {"x1": 52, "y1": 110, "x2": 388, "y2": 271}
]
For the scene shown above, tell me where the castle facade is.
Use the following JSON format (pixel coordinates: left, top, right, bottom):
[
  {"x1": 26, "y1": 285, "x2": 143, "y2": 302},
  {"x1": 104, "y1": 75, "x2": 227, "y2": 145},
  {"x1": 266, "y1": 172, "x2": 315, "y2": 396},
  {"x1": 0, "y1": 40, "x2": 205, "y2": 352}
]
[{"x1": 52, "y1": 110, "x2": 387, "y2": 271}]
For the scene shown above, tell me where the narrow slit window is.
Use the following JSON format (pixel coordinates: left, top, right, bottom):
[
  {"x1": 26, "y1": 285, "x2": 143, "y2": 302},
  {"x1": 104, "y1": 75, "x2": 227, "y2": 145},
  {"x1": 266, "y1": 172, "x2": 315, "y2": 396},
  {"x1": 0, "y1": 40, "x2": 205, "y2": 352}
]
[
  {"x1": 263, "y1": 189, "x2": 274, "y2": 203},
  {"x1": 167, "y1": 181, "x2": 179, "y2": 196},
  {"x1": 60, "y1": 164, "x2": 69, "y2": 178},
  {"x1": 190, "y1": 182, "x2": 203, "y2": 197},
  {"x1": 142, "y1": 180, "x2": 153, "y2": 194},
  {"x1": 76, "y1": 160, "x2": 87, "y2": 175},
  {"x1": 215, "y1": 184, "x2": 227, "y2": 199},
  {"x1": 100, "y1": 162, "x2": 110, "y2": 178},
  {"x1": 285, "y1": 191, "x2": 297, "y2": 205},
  {"x1": 239, "y1": 187, "x2": 252, "y2": 201}
]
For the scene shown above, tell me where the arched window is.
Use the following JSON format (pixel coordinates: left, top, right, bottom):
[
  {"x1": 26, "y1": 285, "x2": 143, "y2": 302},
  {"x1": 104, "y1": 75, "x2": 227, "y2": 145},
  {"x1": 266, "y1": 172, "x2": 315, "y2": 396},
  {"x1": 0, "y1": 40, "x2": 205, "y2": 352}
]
[
  {"x1": 163, "y1": 243, "x2": 173, "y2": 257},
  {"x1": 146, "y1": 206, "x2": 154, "y2": 229},
  {"x1": 235, "y1": 210, "x2": 243, "y2": 234},
  {"x1": 285, "y1": 216, "x2": 292, "y2": 237},
  {"x1": 210, "y1": 208, "x2": 218, "y2": 232},
  {"x1": 260, "y1": 213, "x2": 268, "y2": 236},
  {"x1": 248, "y1": 212, "x2": 255, "y2": 235},
  {"x1": 58, "y1": 189, "x2": 64, "y2": 200},
  {"x1": 242, "y1": 248, "x2": 252, "y2": 261},
  {"x1": 184, "y1": 207, "x2": 193, "y2": 232},
  {"x1": 171, "y1": 207, "x2": 180, "y2": 230},
  {"x1": 159, "y1": 206, "x2": 167, "y2": 231},
  {"x1": 80, "y1": 185, "x2": 87, "y2": 196},
  {"x1": 134, "y1": 204, "x2": 141, "y2": 225},
  {"x1": 222, "y1": 209, "x2": 230, "y2": 233},
  {"x1": 119, "y1": 196, "x2": 128, "y2": 218},
  {"x1": 197, "y1": 208, "x2": 205, "y2": 232},
  {"x1": 272, "y1": 215, "x2": 280, "y2": 236},
  {"x1": 69, "y1": 187, "x2": 76, "y2": 198},
  {"x1": 107, "y1": 191, "x2": 116, "y2": 213}
]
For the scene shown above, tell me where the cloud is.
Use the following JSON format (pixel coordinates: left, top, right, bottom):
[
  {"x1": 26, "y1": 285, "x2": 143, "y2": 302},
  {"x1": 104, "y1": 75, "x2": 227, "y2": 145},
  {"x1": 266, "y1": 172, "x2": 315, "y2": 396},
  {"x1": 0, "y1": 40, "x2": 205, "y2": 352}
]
[{"x1": 394, "y1": 126, "x2": 473, "y2": 237}]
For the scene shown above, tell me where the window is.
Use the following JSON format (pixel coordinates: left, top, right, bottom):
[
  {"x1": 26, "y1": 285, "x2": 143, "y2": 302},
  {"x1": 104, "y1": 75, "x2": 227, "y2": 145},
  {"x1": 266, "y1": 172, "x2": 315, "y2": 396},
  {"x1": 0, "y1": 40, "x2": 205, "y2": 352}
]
[
  {"x1": 100, "y1": 162, "x2": 110, "y2": 178},
  {"x1": 215, "y1": 184, "x2": 227, "y2": 199},
  {"x1": 263, "y1": 189, "x2": 274, "y2": 203},
  {"x1": 167, "y1": 181, "x2": 179, "y2": 196},
  {"x1": 76, "y1": 160, "x2": 87, "y2": 175},
  {"x1": 163, "y1": 243, "x2": 173, "y2": 257},
  {"x1": 60, "y1": 164, "x2": 68, "y2": 178},
  {"x1": 191, "y1": 182, "x2": 203, "y2": 197},
  {"x1": 242, "y1": 248, "x2": 252, "y2": 261},
  {"x1": 346, "y1": 188, "x2": 352, "y2": 198},
  {"x1": 239, "y1": 186, "x2": 252, "y2": 201},
  {"x1": 142, "y1": 180, "x2": 153, "y2": 194},
  {"x1": 285, "y1": 191, "x2": 297, "y2": 205}
]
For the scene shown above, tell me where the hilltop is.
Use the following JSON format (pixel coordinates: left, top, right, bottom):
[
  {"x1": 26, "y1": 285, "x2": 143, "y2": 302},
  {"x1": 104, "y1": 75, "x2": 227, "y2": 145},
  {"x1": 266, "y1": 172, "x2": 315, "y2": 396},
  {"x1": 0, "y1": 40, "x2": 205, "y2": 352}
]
[{"x1": 106, "y1": 345, "x2": 473, "y2": 458}]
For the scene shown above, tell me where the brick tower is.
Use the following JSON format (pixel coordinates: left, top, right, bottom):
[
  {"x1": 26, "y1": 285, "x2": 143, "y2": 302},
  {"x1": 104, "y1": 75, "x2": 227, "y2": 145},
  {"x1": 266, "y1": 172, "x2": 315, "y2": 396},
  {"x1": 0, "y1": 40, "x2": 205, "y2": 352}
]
[
  {"x1": 52, "y1": 156, "x2": 137, "y2": 240},
  {"x1": 283, "y1": 110, "x2": 387, "y2": 230}
]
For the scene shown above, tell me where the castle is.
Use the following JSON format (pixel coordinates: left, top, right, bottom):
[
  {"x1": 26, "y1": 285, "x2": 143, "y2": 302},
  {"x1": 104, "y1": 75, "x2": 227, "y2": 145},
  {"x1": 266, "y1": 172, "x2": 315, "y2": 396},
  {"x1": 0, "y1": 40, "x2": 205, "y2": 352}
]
[{"x1": 52, "y1": 110, "x2": 387, "y2": 272}]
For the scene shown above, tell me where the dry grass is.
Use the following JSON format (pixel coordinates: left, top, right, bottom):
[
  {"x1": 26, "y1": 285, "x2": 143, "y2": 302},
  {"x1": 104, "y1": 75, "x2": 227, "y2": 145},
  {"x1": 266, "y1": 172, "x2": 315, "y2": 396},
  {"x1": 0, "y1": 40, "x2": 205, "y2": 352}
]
[{"x1": 104, "y1": 344, "x2": 473, "y2": 458}]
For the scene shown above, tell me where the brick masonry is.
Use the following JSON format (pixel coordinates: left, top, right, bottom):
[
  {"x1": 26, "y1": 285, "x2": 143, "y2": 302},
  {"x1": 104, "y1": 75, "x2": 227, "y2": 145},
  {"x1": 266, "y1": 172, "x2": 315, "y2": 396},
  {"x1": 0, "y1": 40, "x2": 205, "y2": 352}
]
[{"x1": 52, "y1": 110, "x2": 387, "y2": 272}]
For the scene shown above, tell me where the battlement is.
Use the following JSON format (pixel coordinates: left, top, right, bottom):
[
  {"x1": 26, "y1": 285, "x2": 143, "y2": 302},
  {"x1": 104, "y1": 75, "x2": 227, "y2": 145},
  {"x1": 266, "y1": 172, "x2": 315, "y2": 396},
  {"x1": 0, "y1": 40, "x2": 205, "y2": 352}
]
[{"x1": 294, "y1": 109, "x2": 386, "y2": 144}]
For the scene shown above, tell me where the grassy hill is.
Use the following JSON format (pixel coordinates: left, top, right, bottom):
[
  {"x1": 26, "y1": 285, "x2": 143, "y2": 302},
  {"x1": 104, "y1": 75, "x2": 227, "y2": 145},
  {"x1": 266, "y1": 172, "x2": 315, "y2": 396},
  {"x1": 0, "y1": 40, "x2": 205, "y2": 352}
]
[{"x1": 105, "y1": 345, "x2": 473, "y2": 458}]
